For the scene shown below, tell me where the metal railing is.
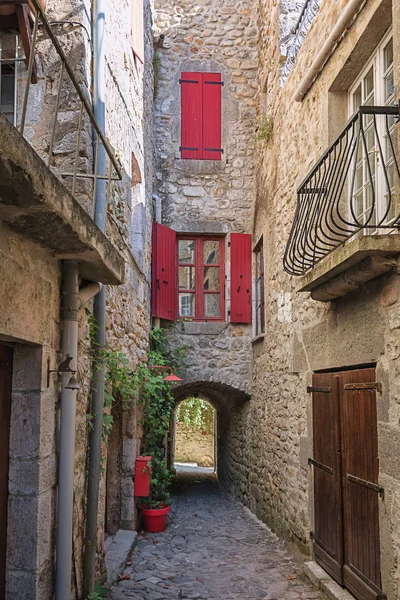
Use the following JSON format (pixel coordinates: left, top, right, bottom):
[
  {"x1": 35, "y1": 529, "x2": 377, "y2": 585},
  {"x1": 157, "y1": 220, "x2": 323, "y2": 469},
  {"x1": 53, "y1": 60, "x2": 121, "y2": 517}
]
[
  {"x1": 281, "y1": 0, "x2": 321, "y2": 85},
  {"x1": 0, "y1": 0, "x2": 122, "y2": 210},
  {"x1": 283, "y1": 106, "x2": 400, "y2": 275}
]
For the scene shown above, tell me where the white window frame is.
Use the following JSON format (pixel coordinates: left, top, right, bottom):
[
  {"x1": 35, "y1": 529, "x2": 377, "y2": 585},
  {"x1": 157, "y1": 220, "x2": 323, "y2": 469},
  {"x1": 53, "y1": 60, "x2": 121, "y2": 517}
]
[{"x1": 348, "y1": 29, "x2": 395, "y2": 228}]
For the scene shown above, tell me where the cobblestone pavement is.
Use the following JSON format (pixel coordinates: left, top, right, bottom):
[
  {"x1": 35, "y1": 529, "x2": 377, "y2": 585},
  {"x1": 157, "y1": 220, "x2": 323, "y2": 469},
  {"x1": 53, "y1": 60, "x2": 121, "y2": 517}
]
[{"x1": 110, "y1": 473, "x2": 324, "y2": 600}]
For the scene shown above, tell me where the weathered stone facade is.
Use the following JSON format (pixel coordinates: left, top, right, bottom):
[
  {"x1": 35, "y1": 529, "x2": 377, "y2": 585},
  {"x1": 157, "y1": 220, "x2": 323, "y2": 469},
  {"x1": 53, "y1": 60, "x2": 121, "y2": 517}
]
[
  {"x1": 175, "y1": 424, "x2": 214, "y2": 464},
  {"x1": 153, "y1": 0, "x2": 257, "y2": 451},
  {"x1": 217, "y1": 2, "x2": 400, "y2": 600},
  {"x1": 0, "y1": 0, "x2": 154, "y2": 597}
]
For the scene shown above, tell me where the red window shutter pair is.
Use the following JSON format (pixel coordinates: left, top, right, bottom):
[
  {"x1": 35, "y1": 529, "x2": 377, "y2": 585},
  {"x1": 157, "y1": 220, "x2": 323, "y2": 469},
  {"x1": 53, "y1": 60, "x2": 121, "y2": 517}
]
[
  {"x1": 152, "y1": 226, "x2": 252, "y2": 323},
  {"x1": 180, "y1": 72, "x2": 223, "y2": 160},
  {"x1": 230, "y1": 234, "x2": 252, "y2": 324}
]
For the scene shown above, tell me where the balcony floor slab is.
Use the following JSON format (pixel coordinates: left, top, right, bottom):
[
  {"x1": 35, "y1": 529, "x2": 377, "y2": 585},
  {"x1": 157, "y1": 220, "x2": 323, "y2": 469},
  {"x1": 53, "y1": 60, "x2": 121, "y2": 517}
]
[{"x1": 0, "y1": 113, "x2": 125, "y2": 285}]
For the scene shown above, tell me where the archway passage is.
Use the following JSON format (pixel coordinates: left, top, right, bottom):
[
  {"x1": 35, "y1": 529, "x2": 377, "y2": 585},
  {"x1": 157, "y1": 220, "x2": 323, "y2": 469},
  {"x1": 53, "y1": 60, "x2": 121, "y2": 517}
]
[
  {"x1": 173, "y1": 396, "x2": 216, "y2": 476},
  {"x1": 168, "y1": 381, "x2": 250, "y2": 488}
]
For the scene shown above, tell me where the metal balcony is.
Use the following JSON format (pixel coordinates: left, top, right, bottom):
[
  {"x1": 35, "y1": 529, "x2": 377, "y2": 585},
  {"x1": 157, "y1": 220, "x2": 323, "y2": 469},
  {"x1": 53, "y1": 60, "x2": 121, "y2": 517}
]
[
  {"x1": 0, "y1": 0, "x2": 122, "y2": 211},
  {"x1": 283, "y1": 105, "x2": 400, "y2": 276}
]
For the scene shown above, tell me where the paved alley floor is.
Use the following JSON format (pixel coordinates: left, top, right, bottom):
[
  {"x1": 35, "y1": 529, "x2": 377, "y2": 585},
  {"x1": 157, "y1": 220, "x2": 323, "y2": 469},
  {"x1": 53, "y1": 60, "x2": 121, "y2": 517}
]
[{"x1": 110, "y1": 473, "x2": 324, "y2": 600}]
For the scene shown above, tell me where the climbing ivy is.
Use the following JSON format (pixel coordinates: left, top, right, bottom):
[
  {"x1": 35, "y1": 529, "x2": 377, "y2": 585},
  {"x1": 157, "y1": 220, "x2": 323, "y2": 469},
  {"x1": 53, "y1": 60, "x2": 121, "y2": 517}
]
[
  {"x1": 87, "y1": 315, "x2": 187, "y2": 506},
  {"x1": 176, "y1": 397, "x2": 214, "y2": 433}
]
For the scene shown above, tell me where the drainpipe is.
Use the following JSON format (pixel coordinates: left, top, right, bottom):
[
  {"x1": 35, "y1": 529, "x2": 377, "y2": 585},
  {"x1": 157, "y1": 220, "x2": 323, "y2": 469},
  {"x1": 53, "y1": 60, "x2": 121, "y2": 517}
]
[
  {"x1": 294, "y1": 0, "x2": 366, "y2": 102},
  {"x1": 55, "y1": 264, "x2": 103, "y2": 600},
  {"x1": 83, "y1": 0, "x2": 108, "y2": 595},
  {"x1": 55, "y1": 261, "x2": 80, "y2": 600},
  {"x1": 152, "y1": 193, "x2": 161, "y2": 330}
]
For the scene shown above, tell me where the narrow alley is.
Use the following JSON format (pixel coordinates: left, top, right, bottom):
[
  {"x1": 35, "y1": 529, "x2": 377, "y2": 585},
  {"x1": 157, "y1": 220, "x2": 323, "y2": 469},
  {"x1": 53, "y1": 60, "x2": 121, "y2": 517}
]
[{"x1": 110, "y1": 472, "x2": 323, "y2": 600}]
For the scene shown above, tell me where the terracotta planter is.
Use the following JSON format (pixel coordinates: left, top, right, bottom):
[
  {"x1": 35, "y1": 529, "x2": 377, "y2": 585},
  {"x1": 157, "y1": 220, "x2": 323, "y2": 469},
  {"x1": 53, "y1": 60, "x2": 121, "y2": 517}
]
[{"x1": 140, "y1": 503, "x2": 170, "y2": 533}]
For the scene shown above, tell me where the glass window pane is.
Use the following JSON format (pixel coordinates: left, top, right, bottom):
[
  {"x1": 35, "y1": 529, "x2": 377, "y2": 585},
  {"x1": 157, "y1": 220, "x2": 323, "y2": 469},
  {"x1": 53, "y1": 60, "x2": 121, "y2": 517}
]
[
  {"x1": 179, "y1": 266, "x2": 195, "y2": 290},
  {"x1": 203, "y1": 267, "x2": 220, "y2": 291},
  {"x1": 364, "y1": 67, "x2": 374, "y2": 100},
  {"x1": 179, "y1": 293, "x2": 195, "y2": 317},
  {"x1": 384, "y1": 39, "x2": 393, "y2": 71},
  {"x1": 178, "y1": 240, "x2": 195, "y2": 264},
  {"x1": 204, "y1": 294, "x2": 220, "y2": 318},
  {"x1": 384, "y1": 68, "x2": 394, "y2": 103},
  {"x1": 1, "y1": 69, "x2": 15, "y2": 123},
  {"x1": 203, "y1": 240, "x2": 220, "y2": 264},
  {"x1": 352, "y1": 84, "x2": 362, "y2": 110}
]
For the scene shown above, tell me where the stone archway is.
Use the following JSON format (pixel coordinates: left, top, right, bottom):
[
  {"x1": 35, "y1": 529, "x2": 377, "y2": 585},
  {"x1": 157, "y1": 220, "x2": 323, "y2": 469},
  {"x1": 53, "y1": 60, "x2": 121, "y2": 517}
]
[{"x1": 168, "y1": 381, "x2": 250, "y2": 486}]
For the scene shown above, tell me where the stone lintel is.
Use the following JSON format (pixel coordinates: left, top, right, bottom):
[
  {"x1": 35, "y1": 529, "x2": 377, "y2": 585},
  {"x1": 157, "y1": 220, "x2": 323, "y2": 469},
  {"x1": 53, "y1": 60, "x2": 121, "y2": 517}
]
[
  {"x1": 0, "y1": 114, "x2": 125, "y2": 285},
  {"x1": 297, "y1": 235, "x2": 400, "y2": 302}
]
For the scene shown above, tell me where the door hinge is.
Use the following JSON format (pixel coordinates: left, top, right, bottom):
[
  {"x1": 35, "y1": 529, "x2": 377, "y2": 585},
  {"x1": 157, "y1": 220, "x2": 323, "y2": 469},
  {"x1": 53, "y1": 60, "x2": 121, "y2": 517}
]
[
  {"x1": 347, "y1": 474, "x2": 384, "y2": 498},
  {"x1": 204, "y1": 80, "x2": 224, "y2": 85},
  {"x1": 204, "y1": 148, "x2": 224, "y2": 153},
  {"x1": 308, "y1": 458, "x2": 334, "y2": 475},
  {"x1": 179, "y1": 79, "x2": 199, "y2": 84},
  {"x1": 179, "y1": 146, "x2": 199, "y2": 152},
  {"x1": 344, "y1": 382, "x2": 382, "y2": 392},
  {"x1": 307, "y1": 386, "x2": 331, "y2": 393}
]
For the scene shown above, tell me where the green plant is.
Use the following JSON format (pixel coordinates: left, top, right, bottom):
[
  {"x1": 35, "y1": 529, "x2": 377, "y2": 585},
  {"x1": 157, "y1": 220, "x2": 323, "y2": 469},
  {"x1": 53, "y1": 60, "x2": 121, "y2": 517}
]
[
  {"x1": 140, "y1": 328, "x2": 186, "y2": 508},
  {"x1": 176, "y1": 397, "x2": 214, "y2": 433},
  {"x1": 254, "y1": 113, "x2": 274, "y2": 144},
  {"x1": 85, "y1": 582, "x2": 111, "y2": 599}
]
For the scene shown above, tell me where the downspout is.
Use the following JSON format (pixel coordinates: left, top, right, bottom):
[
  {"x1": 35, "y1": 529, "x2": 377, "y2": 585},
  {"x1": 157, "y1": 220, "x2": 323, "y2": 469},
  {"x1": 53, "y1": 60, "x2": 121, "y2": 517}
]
[
  {"x1": 152, "y1": 193, "x2": 162, "y2": 329},
  {"x1": 55, "y1": 265, "x2": 102, "y2": 600},
  {"x1": 83, "y1": 0, "x2": 108, "y2": 595},
  {"x1": 294, "y1": 0, "x2": 366, "y2": 102}
]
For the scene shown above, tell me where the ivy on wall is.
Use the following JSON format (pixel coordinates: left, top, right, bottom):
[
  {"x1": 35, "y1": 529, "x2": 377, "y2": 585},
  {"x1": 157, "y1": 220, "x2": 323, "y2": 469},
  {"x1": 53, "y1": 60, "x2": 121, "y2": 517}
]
[{"x1": 176, "y1": 397, "x2": 214, "y2": 433}]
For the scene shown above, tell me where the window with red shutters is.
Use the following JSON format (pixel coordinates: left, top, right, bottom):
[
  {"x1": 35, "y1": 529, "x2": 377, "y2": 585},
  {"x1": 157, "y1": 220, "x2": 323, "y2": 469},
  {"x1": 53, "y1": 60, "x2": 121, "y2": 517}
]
[
  {"x1": 180, "y1": 72, "x2": 223, "y2": 160},
  {"x1": 178, "y1": 237, "x2": 225, "y2": 320},
  {"x1": 230, "y1": 233, "x2": 252, "y2": 324},
  {"x1": 152, "y1": 223, "x2": 177, "y2": 321}
]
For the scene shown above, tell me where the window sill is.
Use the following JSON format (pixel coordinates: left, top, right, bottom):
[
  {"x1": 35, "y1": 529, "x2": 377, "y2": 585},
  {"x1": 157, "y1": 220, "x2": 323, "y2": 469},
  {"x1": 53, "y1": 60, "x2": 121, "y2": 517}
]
[
  {"x1": 251, "y1": 332, "x2": 265, "y2": 344},
  {"x1": 298, "y1": 234, "x2": 400, "y2": 302}
]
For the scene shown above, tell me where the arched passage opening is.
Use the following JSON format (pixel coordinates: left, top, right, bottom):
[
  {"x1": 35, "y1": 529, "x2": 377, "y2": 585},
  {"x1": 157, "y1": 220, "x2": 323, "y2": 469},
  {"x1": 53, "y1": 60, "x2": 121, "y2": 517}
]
[
  {"x1": 168, "y1": 381, "x2": 250, "y2": 486},
  {"x1": 172, "y1": 396, "x2": 217, "y2": 475}
]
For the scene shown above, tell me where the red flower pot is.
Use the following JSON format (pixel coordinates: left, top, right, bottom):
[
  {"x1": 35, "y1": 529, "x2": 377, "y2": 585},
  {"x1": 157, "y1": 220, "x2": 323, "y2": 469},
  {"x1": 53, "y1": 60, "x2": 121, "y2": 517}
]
[{"x1": 140, "y1": 503, "x2": 170, "y2": 533}]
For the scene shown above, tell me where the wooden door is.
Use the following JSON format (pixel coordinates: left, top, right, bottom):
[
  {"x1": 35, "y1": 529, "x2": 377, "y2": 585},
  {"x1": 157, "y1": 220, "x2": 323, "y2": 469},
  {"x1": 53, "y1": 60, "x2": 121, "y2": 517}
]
[
  {"x1": 0, "y1": 345, "x2": 12, "y2": 600},
  {"x1": 340, "y1": 368, "x2": 383, "y2": 600},
  {"x1": 311, "y1": 372, "x2": 344, "y2": 584},
  {"x1": 311, "y1": 367, "x2": 384, "y2": 600}
]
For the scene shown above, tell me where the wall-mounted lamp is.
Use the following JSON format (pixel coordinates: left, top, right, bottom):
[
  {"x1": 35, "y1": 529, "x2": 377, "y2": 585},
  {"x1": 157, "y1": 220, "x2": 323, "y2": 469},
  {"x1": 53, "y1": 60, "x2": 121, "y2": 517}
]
[
  {"x1": 47, "y1": 354, "x2": 81, "y2": 391},
  {"x1": 146, "y1": 365, "x2": 183, "y2": 382}
]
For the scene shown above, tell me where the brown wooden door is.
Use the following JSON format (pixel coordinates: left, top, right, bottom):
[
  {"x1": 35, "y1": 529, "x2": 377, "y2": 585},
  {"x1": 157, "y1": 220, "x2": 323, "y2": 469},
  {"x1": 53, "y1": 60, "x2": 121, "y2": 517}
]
[
  {"x1": 340, "y1": 368, "x2": 382, "y2": 600},
  {"x1": 311, "y1": 372, "x2": 344, "y2": 584},
  {"x1": 0, "y1": 345, "x2": 12, "y2": 600},
  {"x1": 312, "y1": 367, "x2": 384, "y2": 600}
]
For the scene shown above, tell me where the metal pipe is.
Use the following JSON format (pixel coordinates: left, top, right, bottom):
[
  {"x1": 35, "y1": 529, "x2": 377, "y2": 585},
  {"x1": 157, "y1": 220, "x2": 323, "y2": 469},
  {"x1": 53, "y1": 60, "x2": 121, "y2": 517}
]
[
  {"x1": 79, "y1": 281, "x2": 103, "y2": 308},
  {"x1": 294, "y1": 0, "x2": 366, "y2": 102},
  {"x1": 83, "y1": 0, "x2": 108, "y2": 594},
  {"x1": 55, "y1": 261, "x2": 80, "y2": 600}
]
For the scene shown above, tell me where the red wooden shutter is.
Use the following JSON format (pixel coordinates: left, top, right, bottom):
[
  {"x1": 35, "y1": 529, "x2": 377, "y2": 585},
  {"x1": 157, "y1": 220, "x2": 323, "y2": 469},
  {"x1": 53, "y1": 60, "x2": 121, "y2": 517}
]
[
  {"x1": 202, "y1": 72, "x2": 222, "y2": 160},
  {"x1": 230, "y1": 233, "x2": 252, "y2": 323},
  {"x1": 152, "y1": 223, "x2": 177, "y2": 320},
  {"x1": 181, "y1": 72, "x2": 202, "y2": 159}
]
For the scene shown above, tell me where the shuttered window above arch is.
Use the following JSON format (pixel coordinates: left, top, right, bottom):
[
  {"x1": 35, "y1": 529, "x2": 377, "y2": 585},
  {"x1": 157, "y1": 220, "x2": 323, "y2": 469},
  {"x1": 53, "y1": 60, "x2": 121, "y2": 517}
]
[{"x1": 180, "y1": 72, "x2": 223, "y2": 160}]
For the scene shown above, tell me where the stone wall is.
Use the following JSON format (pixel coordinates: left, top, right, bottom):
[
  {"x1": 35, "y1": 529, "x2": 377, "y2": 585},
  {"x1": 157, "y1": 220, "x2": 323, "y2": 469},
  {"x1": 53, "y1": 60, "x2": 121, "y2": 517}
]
[
  {"x1": 175, "y1": 424, "x2": 214, "y2": 464},
  {"x1": 154, "y1": 0, "x2": 257, "y2": 421},
  {"x1": 218, "y1": 1, "x2": 400, "y2": 599},
  {"x1": 0, "y1": 0, "x2": 155, "y2": 598}
]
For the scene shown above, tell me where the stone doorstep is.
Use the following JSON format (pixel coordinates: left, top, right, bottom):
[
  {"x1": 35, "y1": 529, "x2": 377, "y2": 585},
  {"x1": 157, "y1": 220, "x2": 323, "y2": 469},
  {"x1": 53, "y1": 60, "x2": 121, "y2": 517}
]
[
  {"x1": 304, "y1": 561, "x2": 355, "y2": 600},
  {"x1": 105, "y1": 529, "x2": 138, "y2": 586}
]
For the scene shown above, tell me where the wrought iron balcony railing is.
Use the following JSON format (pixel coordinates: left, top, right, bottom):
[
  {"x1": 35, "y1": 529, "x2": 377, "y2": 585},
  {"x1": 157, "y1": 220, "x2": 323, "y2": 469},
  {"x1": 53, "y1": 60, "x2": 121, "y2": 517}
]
[
  {"x1": 281, "y1": 0, "x2": 321, "y2": 85},
  {"x1": 283, "y1": 105, "x2": 400, "y2": 276},
  {"x1": 0, "y1": 0, "x2": 122, "y2": 213}
]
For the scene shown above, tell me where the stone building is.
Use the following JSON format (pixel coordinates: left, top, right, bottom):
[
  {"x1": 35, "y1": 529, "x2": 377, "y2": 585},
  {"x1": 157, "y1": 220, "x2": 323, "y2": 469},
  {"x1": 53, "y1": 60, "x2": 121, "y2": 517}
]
[
  {"x1": 228, "y1": 1, "x2": 400, "y2": 600},
  {"x1": 0, "y1": 0, "x2": 153, "y2": 598},
  {"x1": 153, "y1": 1, "x2": 400, "y2": 600},
  {"x1": 152, "y1": 0, "x2": 257, "y2": 469}
]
